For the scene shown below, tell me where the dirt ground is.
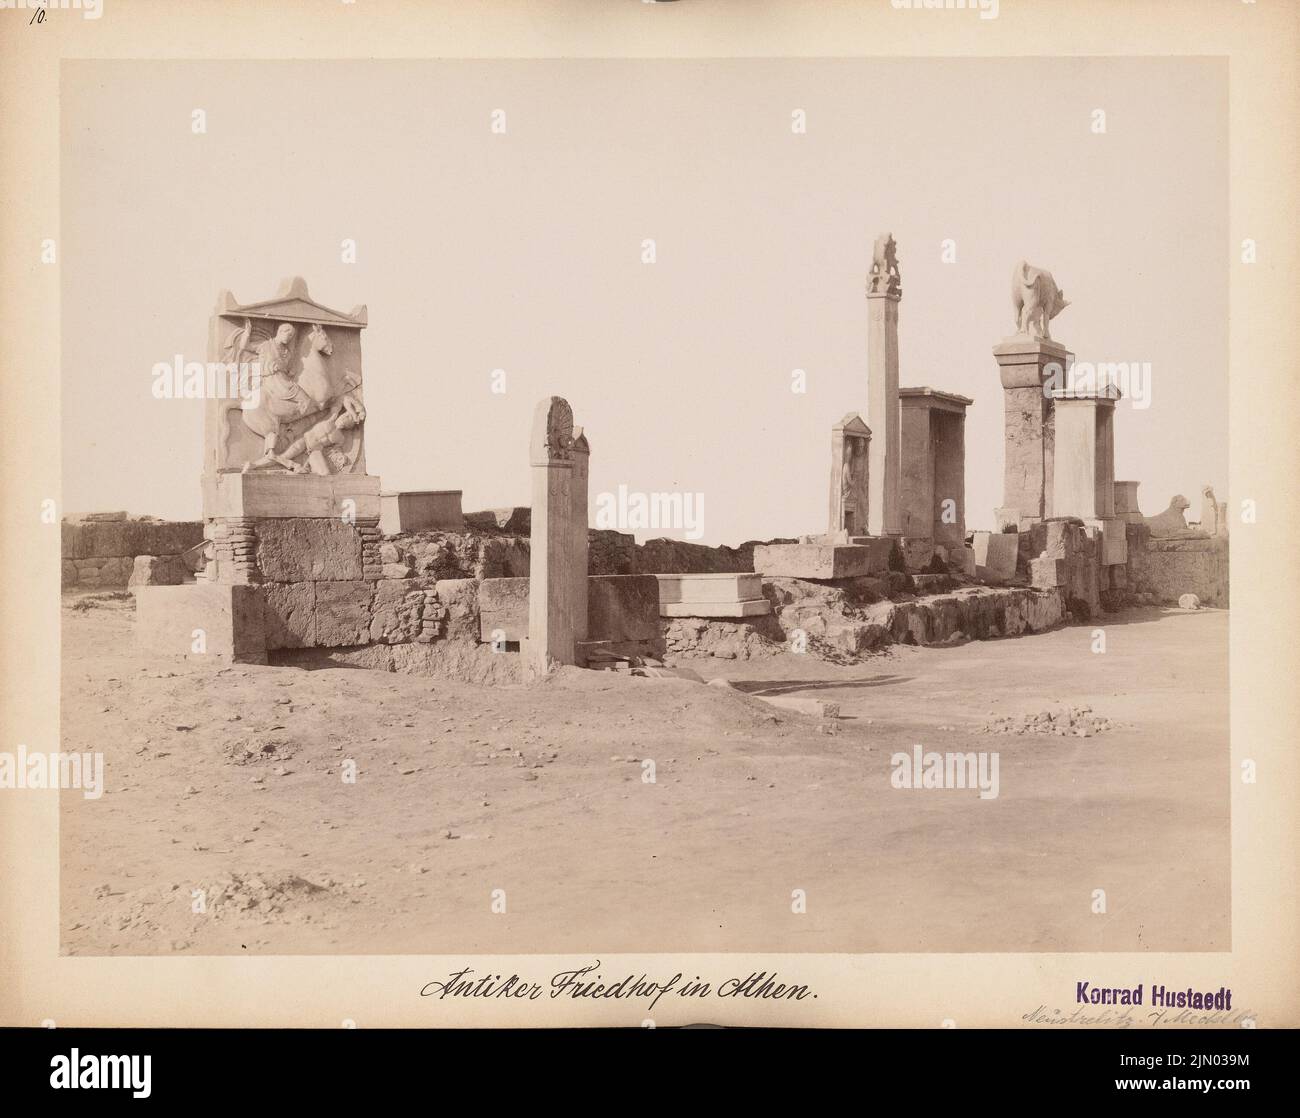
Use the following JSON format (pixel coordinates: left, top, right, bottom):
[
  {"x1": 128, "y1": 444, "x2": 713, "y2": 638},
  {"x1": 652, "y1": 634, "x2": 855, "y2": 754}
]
[{"x1": 59, "y1": 595, "x2": 1229, "y2": 955}]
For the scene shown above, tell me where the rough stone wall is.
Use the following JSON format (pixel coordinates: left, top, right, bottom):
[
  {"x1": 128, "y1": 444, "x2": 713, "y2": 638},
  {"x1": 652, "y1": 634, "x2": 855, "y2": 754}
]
[
  {"x1": 1126, "y1": 523, "x2": 1229, "y2": 606},
  {"x1": 667, "y1": 577, "x2": 1066, "y2": 661},
  {"x1": 62, "y1": 518, "x2": 205, "y2": 588}
]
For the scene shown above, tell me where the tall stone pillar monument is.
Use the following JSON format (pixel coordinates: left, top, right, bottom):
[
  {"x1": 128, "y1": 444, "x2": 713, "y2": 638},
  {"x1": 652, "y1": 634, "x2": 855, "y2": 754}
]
[
  {"x1": 866, "y1": 233, "x2": 902, "y2": 537},
  {"x1": 524, "y1": 396, "x2": 578, "y2": 679},
  {"x1": 569, "y1": 428, "x2": 591, "y2": 649},
  {"x1": 994, "y1": 260, "x2": 1072, "y2": 530}
]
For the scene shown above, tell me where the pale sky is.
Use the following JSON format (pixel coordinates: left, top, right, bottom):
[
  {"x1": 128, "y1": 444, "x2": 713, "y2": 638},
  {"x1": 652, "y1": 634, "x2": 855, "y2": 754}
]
[{"x1": 62, "y1": 58, "x2": 1227, "y2": 545}]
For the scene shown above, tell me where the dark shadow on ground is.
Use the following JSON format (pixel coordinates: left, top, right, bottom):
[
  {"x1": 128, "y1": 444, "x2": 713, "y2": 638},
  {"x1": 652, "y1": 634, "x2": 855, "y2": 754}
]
[{"x1": 730, "y1": 676, "x2": 913, "y2": 697}]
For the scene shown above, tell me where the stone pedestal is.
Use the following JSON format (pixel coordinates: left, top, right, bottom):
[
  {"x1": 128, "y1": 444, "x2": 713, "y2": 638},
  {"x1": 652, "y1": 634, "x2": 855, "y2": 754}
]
[
  {"x1": 899, "y1": 387, "x2": 972, "y2": 548},
  {"x1": 827, "y1": 413, "x2": 872, "y2": 538},
  {"x1": 1052, "y1": 383, "x2": 1125, "y2": 569},
  {"x1": 993, "y1": 337, "x2": 1070, "y2": 528},
  {"x1": 866, "y1": 288, "x2": 902, "y2": 537},
  {"x1": 1113, "y1": 480, "x2": 1143, "y2": 523}
]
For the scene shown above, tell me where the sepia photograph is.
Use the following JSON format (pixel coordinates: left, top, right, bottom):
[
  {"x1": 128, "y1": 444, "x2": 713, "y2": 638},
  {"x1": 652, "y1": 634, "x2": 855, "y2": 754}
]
[
  {"x1": 54, "y1": 55, "x2": 1231, "y2": 959},
  {"x1": 0, "y1": 0, "x2": 1295, "y2": 1076}
]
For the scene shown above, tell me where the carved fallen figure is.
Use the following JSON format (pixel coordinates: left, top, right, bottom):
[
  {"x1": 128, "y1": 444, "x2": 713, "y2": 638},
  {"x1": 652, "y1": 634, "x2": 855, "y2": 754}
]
[
  {"x1": 1011, "y1": 260, "x2": 1069, "y2": 339},
  {"x1": 224, "y1": 320, "x2": 365, "y2": 474}
]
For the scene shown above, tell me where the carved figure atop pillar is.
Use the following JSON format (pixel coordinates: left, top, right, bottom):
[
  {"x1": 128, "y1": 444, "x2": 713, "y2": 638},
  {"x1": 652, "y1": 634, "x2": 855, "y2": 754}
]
[{"x1": 1011, "y1": 260, "x2": 1069, "y2": 340}]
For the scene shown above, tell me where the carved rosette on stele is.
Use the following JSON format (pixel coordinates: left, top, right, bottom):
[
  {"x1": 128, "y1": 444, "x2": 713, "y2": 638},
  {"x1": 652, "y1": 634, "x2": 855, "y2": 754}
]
[{"x1": 199, "y1": 277, "x2": 381, "y2": 586}]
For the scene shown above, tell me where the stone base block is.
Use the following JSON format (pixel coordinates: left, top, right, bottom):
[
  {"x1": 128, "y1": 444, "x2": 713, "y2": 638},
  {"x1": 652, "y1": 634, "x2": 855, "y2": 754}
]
[
  {"x1": 1030, "y1": 556, "x2": 1068, "y2": 589},
  {"x1": 134, "y1": 584, "x2": 266, "y2": 664},
  {"x1": 203, "y1": 471, "x2": 381, "y2": 521},
  {"x1": 654, "y1": 572, "x2": 762, "y2": 604},
  {"x1": 972, "y1": 530, "x2": 1020, "y2": 582},
  {"x1": 380, "y1": 490, "x2": 464, "y2": 534},
  {"x1": 845, "y1": 536, "x2": 897, "y2": 573},
  {"x1": 754, "y1": 543, "x2": 875, "y2": 580}
]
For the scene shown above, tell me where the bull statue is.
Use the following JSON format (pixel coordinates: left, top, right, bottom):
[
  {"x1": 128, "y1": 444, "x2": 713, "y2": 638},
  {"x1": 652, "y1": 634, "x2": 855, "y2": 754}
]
[{"x1": 1011, "y1": 260, "x2": 1069, "y2": 340}]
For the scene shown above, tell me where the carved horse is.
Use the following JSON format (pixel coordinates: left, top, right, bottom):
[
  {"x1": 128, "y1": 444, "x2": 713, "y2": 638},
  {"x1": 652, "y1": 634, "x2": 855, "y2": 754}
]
[{"x1": 241, "y1": 323, "x2": 364, "y2": 473}]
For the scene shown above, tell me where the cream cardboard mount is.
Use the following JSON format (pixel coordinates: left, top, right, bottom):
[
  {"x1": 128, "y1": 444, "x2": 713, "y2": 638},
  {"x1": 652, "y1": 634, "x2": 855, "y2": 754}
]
[{"x1": 202, "y1": 277, "x2": 380, "y2": 522}]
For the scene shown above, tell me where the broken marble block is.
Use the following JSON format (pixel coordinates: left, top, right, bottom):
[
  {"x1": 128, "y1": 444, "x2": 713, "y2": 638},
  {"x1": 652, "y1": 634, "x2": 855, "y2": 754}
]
[
  {"x1": 1030, "y1": 556, "x2": 1068, "y2": 589},
  {"x1": 972, "y1": 530, "x2": 1019, "y2": 582},
  {"x1": 128, "y1": 554, "x2": 187, "y2": 587},
  {"x1": 754, "y1": 543, "x2": 872, "y2": 580},
  {"x1": 948, "y1": 545, "x2": 977, "y2": 577}
]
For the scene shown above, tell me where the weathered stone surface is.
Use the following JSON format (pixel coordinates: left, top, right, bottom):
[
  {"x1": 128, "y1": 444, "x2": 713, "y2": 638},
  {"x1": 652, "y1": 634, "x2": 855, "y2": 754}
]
[
  {"x1": 370, "y1": 579, "x2": 434, "y2": 644},
  {"x1": 128, "y1": 554, "x2": 188, "y2": 587},
  {"x1": 994, "y1": 337, "x2": 1067, "y2": 523},
  {"x1": 971, "y1": 531, "x2": 1019, "y2": 582},
  {"x1": 845, "y1": 536, "x2": 896, "y2": 573},
  {"x1": 134, "y1": 584, "x2": 266, "y2": 663},
  {"x1": 255, "y1": 519, "x2": 364, "y2": 582},
  {"x1": 464, "y1": 507, "x2": 531, "y2": 533},
  {"x1": 588, "y1": 575, "x2": 661, "y2": 643},
  {"x1": 436, "y1": 578, "x2": 481, "y2": 641},
  {"x1": 1030, "y1": 556, "x2": 1068, "y2": 588},
  {"x1": 655, "y1": 572, "x2": 763, "y2": 603},
  {"x1": 65, "y1": 555, "x2": 137, "y2": 588},
  {"x1": 380, "y1": 490, "x2": 465, "y2": 534},
  {"x1": 754, "y1": 543, "x2": 874, "y2": 580},
  {"x1": 61, "y1": 518, "x2": 205, "y2": 560},
  {"x1": 315, "y1": 580, "x2": 372, "y2": 646},
  {"x1": 1126, "y1": 523, "x2": 1228, "y2": 606},
  {"x1": 664, "y1": 616, "x2": 785, "y2": 660},
  {"x1": 478, "y1": 577, "x2": 530, "y2": 642},
  {"x1": 261, "y1": 582, "x2": 315, "y2": 649},
  {"x1": 948, "y1": 545, "x2": 977, "y2": 577},
  {"x1": 898, "y1": 536, "x2": 934, "y2": 572},
  {"x1": 203, "y1": 471, "x2": 381, "y2": 522}
]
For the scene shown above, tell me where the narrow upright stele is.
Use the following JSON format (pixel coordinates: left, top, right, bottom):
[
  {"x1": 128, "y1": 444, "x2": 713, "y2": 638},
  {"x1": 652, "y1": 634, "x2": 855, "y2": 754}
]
[
  {"x1": 525, "y1": 396, "x2": 577, "y2": 678},
  {"x1": 866, "y1": 233, "x2": 902, "y2": 537},
  {"x1": 569, "y1": 428, "x2": 590, "y2": 649}
]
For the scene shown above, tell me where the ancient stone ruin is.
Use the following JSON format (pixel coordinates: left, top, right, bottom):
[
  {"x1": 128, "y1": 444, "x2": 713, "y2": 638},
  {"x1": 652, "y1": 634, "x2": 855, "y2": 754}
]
[{"x1": 114, "y1": 248, "x2": 1226, "y2": 679}]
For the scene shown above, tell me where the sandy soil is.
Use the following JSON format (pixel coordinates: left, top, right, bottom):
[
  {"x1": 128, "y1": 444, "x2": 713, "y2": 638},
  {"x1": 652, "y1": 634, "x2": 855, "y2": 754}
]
[{"x1": 59, "y1": 595, "x2": 1229, "y2": 955}]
